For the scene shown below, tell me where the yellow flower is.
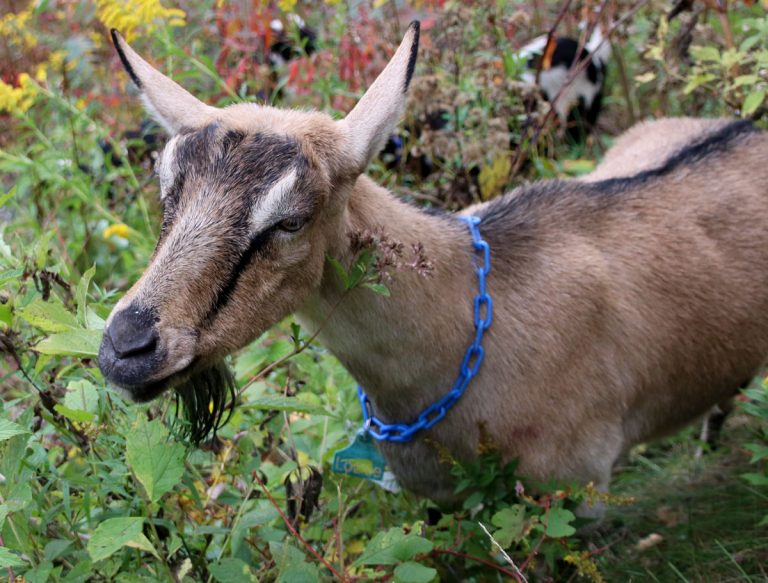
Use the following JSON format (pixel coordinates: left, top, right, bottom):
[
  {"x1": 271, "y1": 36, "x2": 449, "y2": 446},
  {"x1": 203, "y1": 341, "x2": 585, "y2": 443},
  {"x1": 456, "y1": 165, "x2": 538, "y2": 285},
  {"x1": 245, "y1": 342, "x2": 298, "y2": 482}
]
[
  {"x1": 95, "y1": 0, "x2": 186, "y2": 42},
  {"x1": 103, "y1": 223, "x2": 131, "y2": 239},
  {"x1": 0, "y1": 7, "x2": 37, "y2": 49},
  {"x1": 278, "y1": 0, "x2": 298, "y2": 12},
  {"x1": 0, "y1": 74, "x2": 38, "y2": 115}
]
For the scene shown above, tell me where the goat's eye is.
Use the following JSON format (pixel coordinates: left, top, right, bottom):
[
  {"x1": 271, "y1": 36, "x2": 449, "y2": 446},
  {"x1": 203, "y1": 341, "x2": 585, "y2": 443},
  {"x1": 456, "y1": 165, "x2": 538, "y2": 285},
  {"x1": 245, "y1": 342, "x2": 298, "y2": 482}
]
[{"x1": 277, "y1": 217, "x2": 307, "y2": 233}]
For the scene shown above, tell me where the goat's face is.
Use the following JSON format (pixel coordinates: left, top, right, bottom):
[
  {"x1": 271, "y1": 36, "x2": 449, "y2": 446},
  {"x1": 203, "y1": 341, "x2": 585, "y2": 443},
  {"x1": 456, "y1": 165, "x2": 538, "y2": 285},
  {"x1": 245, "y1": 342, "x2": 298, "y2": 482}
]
[{"x1": 99, "y1": 24, "x2": 419, "y2": 402}]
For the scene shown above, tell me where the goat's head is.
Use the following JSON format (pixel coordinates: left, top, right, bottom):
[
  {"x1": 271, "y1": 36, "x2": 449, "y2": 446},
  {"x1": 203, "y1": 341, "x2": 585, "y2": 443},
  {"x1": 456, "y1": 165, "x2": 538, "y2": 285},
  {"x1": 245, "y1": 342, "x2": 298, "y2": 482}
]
[{"x1": 99, "y1": 24, "x2": 420, "y2": 411}]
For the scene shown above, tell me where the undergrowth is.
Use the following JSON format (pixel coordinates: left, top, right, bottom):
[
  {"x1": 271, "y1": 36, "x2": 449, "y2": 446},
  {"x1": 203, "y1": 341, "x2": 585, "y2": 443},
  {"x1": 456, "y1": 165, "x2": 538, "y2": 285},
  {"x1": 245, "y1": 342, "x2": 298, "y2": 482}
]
[{"x1": 1, "y1": 1, "x2": 767, "y2": 581}]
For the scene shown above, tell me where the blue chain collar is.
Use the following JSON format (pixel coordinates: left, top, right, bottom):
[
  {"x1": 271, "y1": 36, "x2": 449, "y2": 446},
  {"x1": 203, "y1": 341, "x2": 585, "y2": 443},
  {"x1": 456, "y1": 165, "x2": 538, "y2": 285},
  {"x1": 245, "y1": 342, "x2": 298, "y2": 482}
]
[{"x1": 357, "y1": 215, "x2": 492, "y2": 443}]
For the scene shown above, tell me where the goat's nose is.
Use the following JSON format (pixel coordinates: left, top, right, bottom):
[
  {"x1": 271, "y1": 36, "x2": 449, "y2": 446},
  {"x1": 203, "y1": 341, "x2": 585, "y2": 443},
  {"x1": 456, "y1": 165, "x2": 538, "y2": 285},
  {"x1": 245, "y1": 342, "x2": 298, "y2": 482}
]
[{"x1": 106, "y1": 306, "x2": 158, "y2": 358}]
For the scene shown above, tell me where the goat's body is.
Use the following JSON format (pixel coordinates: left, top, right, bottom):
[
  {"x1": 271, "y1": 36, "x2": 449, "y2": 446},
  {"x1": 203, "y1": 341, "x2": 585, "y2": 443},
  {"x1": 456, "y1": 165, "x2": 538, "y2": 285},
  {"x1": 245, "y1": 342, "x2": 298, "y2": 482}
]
[{"x1": 298, "y1": 118, "x2": 768, "y2": 504}]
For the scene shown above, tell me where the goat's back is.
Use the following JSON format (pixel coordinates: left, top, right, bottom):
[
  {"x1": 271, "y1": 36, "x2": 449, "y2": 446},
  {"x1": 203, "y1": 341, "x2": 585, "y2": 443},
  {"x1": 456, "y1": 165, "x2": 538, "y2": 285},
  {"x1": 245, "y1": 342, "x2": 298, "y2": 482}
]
[{"x1": 466, "y1": 119, "x2": 768, "y2": 481}]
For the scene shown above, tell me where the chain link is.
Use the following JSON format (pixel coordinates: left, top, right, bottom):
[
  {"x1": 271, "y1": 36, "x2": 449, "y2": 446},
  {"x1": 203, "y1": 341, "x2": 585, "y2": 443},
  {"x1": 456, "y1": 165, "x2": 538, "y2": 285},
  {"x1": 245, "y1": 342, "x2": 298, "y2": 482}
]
[{"x1": 357, "y1": 215, "x2": 492, "y2": 443}]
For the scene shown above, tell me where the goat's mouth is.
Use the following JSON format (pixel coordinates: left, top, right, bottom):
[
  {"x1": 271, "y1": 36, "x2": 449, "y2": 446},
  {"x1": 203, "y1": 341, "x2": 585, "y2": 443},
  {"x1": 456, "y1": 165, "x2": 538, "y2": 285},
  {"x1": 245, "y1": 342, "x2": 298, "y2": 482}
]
[
  {"x1": 106, "y1": 357, "x2": 237, "y2": 444},
  {"x1": 113, "y1": 358, "x2": 201, "y2": 403}
]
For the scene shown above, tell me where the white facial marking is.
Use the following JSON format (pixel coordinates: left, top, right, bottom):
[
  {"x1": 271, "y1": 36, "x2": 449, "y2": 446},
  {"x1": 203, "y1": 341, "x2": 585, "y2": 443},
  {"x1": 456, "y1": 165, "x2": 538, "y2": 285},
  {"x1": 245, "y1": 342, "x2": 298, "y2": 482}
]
[
  {"x1": 250, "y1": 168, "x2": 298, "y2": 233},
  {"x1": 158, "y1": 136, "x2": 180, "y2": 199}
]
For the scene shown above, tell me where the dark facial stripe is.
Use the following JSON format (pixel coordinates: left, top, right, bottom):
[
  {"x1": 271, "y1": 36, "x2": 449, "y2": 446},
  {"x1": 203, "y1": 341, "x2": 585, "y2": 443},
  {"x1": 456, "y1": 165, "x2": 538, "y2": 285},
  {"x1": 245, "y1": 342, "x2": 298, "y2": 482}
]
[{"x1": 202, "y1": 227, "x2": 276, "y2": 324}]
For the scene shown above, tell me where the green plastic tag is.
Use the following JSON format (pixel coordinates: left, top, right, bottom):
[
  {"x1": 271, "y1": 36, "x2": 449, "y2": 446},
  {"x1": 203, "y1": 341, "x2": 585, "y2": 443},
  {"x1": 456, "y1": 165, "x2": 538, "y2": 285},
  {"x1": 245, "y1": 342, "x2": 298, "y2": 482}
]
[{"x1": 332, "y1": 430, "x2": 387, "y2": 480}]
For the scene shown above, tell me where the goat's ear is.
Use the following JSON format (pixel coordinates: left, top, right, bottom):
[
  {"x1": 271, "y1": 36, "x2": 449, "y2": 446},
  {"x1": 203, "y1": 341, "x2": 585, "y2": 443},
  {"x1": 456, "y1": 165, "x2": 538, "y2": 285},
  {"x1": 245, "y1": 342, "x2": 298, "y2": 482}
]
[
  {"x1": 338, "y1": 21, "x2": 419, "y2": 173},
  {"x1": 111, "y1": 30, "x2": 216, "y2": 134}
]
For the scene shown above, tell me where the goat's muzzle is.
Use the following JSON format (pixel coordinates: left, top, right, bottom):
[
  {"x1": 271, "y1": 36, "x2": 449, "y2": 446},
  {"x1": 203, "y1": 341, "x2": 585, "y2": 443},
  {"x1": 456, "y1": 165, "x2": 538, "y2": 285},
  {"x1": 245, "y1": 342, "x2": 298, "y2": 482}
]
[{"x1": 99, "y1": 303, "x2": 169, "y2": 401}]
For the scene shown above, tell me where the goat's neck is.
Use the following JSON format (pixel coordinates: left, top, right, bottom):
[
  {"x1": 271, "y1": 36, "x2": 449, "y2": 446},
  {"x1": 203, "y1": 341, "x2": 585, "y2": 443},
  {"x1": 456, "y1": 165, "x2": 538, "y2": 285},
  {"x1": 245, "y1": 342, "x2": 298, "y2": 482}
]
[{"x1": 297, "y1": 175, "x2": 475, "y2": 420}]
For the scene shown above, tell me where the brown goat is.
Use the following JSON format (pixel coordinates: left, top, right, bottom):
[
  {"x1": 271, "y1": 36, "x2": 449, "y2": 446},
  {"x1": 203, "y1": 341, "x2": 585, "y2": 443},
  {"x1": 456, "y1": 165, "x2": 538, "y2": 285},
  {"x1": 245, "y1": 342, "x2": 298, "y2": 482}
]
[{"x1": 99, "y1": 23, "x2": 768, "y2": 510}]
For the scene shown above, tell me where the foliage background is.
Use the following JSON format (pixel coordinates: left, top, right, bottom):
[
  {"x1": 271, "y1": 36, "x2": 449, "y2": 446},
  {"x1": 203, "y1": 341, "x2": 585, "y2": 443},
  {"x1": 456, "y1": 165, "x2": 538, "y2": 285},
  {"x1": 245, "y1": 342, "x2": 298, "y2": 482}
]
[{"x1": 1, "y1": 0, "x2": 767, "y2": 581}]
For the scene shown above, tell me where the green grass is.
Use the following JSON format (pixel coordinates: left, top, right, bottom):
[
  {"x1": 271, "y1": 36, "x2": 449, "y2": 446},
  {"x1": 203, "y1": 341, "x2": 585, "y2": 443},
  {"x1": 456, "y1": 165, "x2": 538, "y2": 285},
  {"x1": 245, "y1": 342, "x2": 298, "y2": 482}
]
[{"x1": 597, "y1": 417, "x2": 768, "y2": 582}]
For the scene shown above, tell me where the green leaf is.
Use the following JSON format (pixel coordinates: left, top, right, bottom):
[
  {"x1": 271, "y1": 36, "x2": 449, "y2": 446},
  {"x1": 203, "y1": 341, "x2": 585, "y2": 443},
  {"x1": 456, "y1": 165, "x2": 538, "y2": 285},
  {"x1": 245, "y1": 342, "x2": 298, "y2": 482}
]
[
  {"x1": 326, "y1": 255, "x2": 349, "y2": 288},
  {"x1": 742, "y1": 472, "x2": 768, "y2": 486},
  {"x1": 348, "y1": 250, "x2": 374, "y2": 288},
  {"x1": 75, "y1": 266, "x2": 96, "y2": 327},
  {"x1": 0, "y1": 546, "x2": 26, "y2": 568},
  {"x1": 34, "y1": 231, "x2": 55, "y2": 270},
  {"x1": 54, "y1": 404, "x2": 96, "y2": 424},
  {"x1": 491, "y1": 505, "x2": 526, "y2": 547},
  {"x1": 87, "y1": 517, "x2": 157, "y2": 562},
  {"x1": 209, "y1": 558, "x2": 257, "y2": 582},
  {"x1": 35, "y1": 329, "x2": 102, "y2": 357},
  {"x1": 743, "y1": 89, "x2": 766, "y2": 116},
  {"x1": 0, "y1": 268, "x2": 23, "y2": 286},
  {"x1": 690, "y1": 45, "x2": 720, "y2": 62},
  {"x1": 394, "y1": 561, "x2": 437, "y2": 583},
  {"x1": 0, "y1": 186, "x2": 16, "y2": 208},
  {"x1": 0, "y1": 419, "x2": 28, "y2": 442},
  {"x1": 277, "y1": 561, "x2": 320, "y2": 583},
  {"x1": 362, "y1": 282, "x2": 391, "y2": 297},
  {"x1": 18, "y1": 298, "x2": 78, "y2": 333},
  {"x1": 544, "y1": 507, "x2": 576, "y2": 538},
  {"x1": 683, "y1": 73, "x2": 716, "y2": 94},
  {"x1": 63, "y1": 379, "x2": 99, "y2": 415},
  {"x1": 269, "y1": 541, "x2": 320, "y2": 583},
  {"x1": 732, "y1": 74, "x2": 759, "y2": 88},
  {"x1": 247, "y1": 395, "x2": 331, "y2": 416},
  {"x1": 126, "y1": 417, "x2": 186, "y2": 503},
  {"x1": 355, "y1": 528, "x2": 434, "y2": 566},
  {"x1": 0, "y1": 300, "x2": 11, "y2": 328},
  {"x1": 0, "y1": 504, "x2": 8, "y2": 529}
]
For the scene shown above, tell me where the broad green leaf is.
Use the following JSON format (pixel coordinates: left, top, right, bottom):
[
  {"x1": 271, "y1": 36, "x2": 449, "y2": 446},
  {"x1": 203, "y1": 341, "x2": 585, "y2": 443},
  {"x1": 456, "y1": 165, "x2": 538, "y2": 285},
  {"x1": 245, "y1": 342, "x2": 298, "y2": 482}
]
[
  {"x1": 87, "y1": 517, "x2": 157, "y2": 562},
  {"x1": 355, "y1": 528, "x2": 434, "y2": 566},
  {"x1": 35, "y1": 329, "x2": 102, "y2": 357},
  {"x1": 545, "y1": 507, "x2": 576, "y2": 538},
  {"x1": 690, "y1": 45, "x2": 720, "y2": 62},
  {"x1": 0, "y1": 546, "x2": 26, "y2": 568},
  {"x1": 491, "y1": 505, "x2": 526, "y2": 547},
  {"x1": 247, "y1": 395, "x2": 331, "y2": 416},
  {"x1": 732, "y1": 74, "x2": 759, "y2": 88},
  {"x1": 24, "y1": 560, "x2": 55, "y2": 583},
  {"x1": 75, "y1": 266, "x2": 96, "y2": 327},
  {"x1": 126, "y1": 417, "x2": 186, "y2": 503},
  {"x1": 394, "y1": 561, "x2": 437, "y2": 583},
  {"x1": 0, "y1": 267, "x2": 23, "y2": 286},
  {"x1": 209, "y1": 558, "x2": 258, "y2": 582},
  {"x1": 0, "y1": 504, "x2": 7, "y2": 529},
  {"x1": 277, "y1": 561, "x2": 320, "y2": 583},
  {"x1": 269, "y1": 541, "x2": 320, "y2": 583},
  {"x1": 85, "y1": 307, "x2": 106, "y2": 331},
  {"x1": 743, "y1": 89, "x2": 766, "y2": 116},
  {"x1": 18, "y1": 298, "x2": 78, "y2": 333},
  {"x1": 63, "y1": 379, "x2": 99, "y2": 415},
  {"x1": 0, "y1": 419, "x2": 28, "y2": 442}
]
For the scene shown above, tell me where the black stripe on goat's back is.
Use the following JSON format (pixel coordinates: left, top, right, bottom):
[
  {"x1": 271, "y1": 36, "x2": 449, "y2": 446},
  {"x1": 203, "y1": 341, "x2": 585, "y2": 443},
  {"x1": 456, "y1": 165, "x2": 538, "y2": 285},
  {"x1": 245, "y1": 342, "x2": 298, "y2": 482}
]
[{"x1": 477, "y1": 119, "x2": 758, "y2": 235}]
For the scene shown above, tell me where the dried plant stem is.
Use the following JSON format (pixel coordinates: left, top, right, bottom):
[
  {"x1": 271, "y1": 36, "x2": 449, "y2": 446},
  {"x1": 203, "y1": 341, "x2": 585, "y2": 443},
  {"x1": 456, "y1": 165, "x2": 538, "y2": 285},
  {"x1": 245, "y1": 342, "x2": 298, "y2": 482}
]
[{"x1": 477, "y1": 522, "x2": 529, "y2": 582}]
